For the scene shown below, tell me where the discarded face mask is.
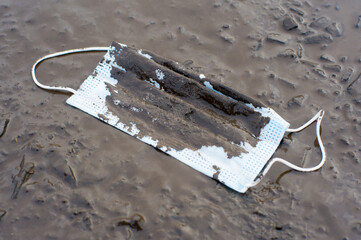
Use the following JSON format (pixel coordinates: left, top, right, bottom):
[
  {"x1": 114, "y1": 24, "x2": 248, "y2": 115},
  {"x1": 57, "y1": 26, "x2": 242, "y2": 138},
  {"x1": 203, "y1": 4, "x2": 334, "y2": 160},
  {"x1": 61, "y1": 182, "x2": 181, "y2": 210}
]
[{"x1": 32, "y1": 41, "x2": 326, "y2": 193}]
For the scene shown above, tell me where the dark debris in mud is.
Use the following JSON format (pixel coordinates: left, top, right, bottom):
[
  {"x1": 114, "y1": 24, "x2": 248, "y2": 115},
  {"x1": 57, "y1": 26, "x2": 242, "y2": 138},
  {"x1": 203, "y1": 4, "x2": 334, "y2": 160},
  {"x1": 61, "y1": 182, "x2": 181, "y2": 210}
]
[
  {"x1": 323, "y1": 64, "x2": 342, "y2": 72},
  {"x1": 267, "y1": 33, "x2": 289, "y2": 44},
  {"x1": 320, "y1": 54, "x2": 336, "y2": 62},
  {"x1": 304, "y1": 33, "x2": 333, "y2": 44},
  {"x1": 310, "y1": 16, "x2": 330, "y2": 29},
  {"x1": 287, "y1": 95, "x2": 305, "y2": 107},
  {"x1": 0, "y1": 209, "x2": 6, "y2": 221},
  {"x1": 116, "y1": 213, "x2": 145, "y2": 231},
  {"x1": 341, "y1": 67, "x2": 354, "y2": 83},
  {"x1": 325, "y1": 22, "x2": 343, "y2": 37},
  {"x1": 282, "y1": 16, "x2": 298, "y2": 31},
  {"x1": 0, "y1": 118, "x2": 10, "y2": 138},
  {"x1": 355, "y1": 15, "x2": 361, "y2": 28}
]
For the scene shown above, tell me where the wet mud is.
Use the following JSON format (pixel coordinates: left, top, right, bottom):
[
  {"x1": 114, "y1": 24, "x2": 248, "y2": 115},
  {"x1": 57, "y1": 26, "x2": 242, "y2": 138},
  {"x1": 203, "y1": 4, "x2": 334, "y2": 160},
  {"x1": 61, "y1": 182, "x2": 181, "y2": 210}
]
[{"x1": 1, "y1": 0, "x2": 361, "y2": 239}]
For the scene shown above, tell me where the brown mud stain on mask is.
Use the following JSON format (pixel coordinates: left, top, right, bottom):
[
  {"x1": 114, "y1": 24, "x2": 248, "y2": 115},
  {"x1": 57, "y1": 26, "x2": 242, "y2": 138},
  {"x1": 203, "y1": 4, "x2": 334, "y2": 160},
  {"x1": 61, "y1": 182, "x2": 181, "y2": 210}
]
[
  {"x1": 102, "y1": 42, "x2": 270, "y2": 158},
  {"x1": 212, "y1": 165, "x2": 221, "y2": 180}
]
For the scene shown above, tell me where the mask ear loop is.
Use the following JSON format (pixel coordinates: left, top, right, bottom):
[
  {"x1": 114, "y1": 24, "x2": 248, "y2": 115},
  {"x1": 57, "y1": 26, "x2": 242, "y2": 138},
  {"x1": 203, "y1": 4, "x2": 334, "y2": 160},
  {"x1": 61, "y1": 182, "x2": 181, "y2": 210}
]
[
  {"x1": 249, "y1": 110, "x2": 326, "y2": 187},
  {"x1": 32, "y1": 47, "x2": 109, "y2": 94}
]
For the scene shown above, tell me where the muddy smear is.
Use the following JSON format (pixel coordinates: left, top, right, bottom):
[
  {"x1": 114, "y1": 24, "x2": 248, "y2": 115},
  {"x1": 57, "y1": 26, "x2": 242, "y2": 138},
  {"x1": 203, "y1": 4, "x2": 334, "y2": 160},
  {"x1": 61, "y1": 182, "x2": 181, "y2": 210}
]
[
  {"x1": 212, "y1": 165, "x2": 221, "y2": 181},
  {"x1": 0, "y1": 0, "x2": 360, "y2": 239},
  {"x1": 103, "y1": 42, "x2": 269, "y2": 156}
]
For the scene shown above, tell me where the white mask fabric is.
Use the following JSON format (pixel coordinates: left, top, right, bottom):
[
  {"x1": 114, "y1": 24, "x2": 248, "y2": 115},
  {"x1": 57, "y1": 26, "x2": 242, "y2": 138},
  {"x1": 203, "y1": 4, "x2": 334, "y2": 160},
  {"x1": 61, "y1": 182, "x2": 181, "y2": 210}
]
[{"x1": 32, "y1": 41, "x2": 326, "y2": 193}]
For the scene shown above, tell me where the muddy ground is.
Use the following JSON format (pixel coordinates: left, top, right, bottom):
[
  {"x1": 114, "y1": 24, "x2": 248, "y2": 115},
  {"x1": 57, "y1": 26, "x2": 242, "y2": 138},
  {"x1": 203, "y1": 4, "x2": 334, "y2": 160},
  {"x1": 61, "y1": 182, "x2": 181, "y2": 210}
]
[{"x1": 0, "y1": 0, "x2": 360, "y2": 239}]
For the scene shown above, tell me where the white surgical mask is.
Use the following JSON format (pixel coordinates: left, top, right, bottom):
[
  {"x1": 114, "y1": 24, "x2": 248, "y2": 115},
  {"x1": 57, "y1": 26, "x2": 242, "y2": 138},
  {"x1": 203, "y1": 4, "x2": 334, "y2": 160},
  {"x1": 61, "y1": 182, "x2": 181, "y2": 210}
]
[{"x1": 32, "y1": 42, "x2": 326, "y2": 193}]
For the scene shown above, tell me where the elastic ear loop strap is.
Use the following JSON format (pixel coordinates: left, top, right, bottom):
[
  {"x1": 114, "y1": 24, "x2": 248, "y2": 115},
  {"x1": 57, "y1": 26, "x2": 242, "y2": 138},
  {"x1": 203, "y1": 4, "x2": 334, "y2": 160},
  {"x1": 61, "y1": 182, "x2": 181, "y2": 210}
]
[
  {"x1": 249, "y1": 110, "x2": 326, "y2": 187},
  {"x1": 31, "y1": 47, "x2": 109, "y2": 94}
]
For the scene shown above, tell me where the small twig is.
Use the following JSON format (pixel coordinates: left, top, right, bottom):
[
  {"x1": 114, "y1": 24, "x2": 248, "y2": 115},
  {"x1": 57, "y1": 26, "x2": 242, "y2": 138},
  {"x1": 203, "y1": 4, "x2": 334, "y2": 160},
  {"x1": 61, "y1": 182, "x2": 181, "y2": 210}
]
[{"x1": 68, "y1": 165, "x2": 77, "y2": 183}]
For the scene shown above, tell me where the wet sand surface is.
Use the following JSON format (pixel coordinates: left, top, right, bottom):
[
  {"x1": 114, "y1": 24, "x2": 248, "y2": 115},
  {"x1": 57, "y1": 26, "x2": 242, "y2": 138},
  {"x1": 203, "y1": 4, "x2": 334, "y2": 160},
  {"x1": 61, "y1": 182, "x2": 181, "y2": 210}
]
[{"x1": 0, "y1": 0, "x2": 360, "y2": 239}]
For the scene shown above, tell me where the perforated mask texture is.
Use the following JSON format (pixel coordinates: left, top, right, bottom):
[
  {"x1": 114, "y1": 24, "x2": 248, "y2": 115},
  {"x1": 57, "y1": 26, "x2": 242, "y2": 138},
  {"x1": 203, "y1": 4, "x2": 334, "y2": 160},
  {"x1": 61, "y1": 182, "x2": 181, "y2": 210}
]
[{"x1": 66, "y1": 43, "x2": 290, "y2": 193}]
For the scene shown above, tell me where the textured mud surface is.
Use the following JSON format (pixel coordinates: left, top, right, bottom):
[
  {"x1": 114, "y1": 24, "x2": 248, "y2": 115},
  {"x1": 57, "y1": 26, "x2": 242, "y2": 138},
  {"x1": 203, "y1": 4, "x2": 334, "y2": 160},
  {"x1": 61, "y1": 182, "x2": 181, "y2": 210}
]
[{"x1": 0, "y1": 0, "x2": 360, "y2": 239}]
